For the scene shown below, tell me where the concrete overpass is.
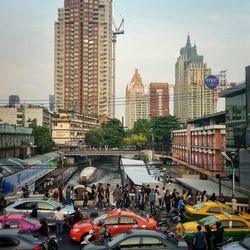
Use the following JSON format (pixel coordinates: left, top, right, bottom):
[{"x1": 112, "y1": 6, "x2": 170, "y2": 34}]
[{"x1": 63, "y1": 150, "x2": 143, "y2": 157}]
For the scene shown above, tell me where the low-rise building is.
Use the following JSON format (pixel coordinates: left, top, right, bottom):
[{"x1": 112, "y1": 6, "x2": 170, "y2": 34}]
[
  {"x1": 52, "y1": 112, "x2": 99, "y2": 146},
  {"x1": 172, "y1": 112, "x2": 226, "y2": 178},
  {"x1": 0, "y1": 105, "x2": 51, "y2": 128},
  {"x1": 0, "y1": 124, "x2": 35, "y2": 159}
]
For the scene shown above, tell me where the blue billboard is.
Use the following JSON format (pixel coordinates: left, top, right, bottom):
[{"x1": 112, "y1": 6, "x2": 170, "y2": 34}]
[{"x1": 205, "y1": 75, "x2": 219, "y2": 89}]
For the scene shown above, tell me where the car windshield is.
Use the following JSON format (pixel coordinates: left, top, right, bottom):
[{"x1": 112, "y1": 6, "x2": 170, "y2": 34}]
[
  {"x1": 193, "y1": 203, "x2": 206, "y2": 210},
  {"x1": 92, "y1": 213, "x2": 108, "y2": 224},
  {"x1": 199, "y1": 215, "x2": 219, "y2": 226},
  {"x1": 240, "y1": 236, "x2": 250, "y2": 248},
  {"x1": 23, "y1": 217, "x2": 40, "y2": 225}
]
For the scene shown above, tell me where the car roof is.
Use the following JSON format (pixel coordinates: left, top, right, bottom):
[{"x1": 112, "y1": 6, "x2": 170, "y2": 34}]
[
  {"x1": 108, "y1": 209, "x2": 138, "y2": 217},
  {"x1": 0, "y1": 213, "x2": 25, "y2": 220},
  {"x1": 214, "y1": 214, "x2": 250, "y2": 222},
  {"x1": 122, "y1": 229, "x2": 164, "y2": 237},
  {"x1": 202, "y1": 201, "x2": 228, "y2": 207}
]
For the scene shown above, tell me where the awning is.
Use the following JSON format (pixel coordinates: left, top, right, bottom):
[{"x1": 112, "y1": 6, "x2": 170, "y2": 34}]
[{"x1": 121, "y1": 158, "x2": 159, "y2": 186}]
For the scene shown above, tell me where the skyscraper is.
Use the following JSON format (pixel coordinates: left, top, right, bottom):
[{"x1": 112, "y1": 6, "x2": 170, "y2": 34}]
[
  {"x1": 54, "y1": 0, "x2": 112, "y2": 117},
  {"x1": 125, "y1": 69, "x2": 149, "y2": 129},
  {"x1": 149, "y1": 83, "x2": 169, "y2": 117},
  {"x1": 174, "y1": 35, "x2": 217, "y2": 122}
]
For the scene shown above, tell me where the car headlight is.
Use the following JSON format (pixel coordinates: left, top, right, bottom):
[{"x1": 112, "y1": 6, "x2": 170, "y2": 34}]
[{"x1": 72, "y1": 228, "x2": 81, "y2": 233}]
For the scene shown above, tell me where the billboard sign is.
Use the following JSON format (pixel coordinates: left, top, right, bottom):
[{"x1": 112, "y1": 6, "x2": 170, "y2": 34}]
[{"x1": 205, "y1": 75, "x2": 219, "y2": 89}]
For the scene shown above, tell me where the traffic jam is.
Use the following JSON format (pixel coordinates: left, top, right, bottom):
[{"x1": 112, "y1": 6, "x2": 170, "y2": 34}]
[{"x1": 0, "y1": 155, "x2": 250, "y2": 249}]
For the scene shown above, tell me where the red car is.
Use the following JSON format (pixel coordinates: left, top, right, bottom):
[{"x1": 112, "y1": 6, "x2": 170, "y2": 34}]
[
  {"x1": 0, "y1": 213, "x2": 41, "y2": 231},
  {"x1": 70, "y1": 209, "x2": 157, "y2": 242}
]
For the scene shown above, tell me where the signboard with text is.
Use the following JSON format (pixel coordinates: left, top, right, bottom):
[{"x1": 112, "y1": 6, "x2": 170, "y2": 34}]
[{"x1": 205, "y1": 75, "x2": 219, "y2": 89}]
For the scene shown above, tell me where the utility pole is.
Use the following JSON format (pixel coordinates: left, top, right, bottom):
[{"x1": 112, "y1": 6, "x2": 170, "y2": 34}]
[{"x1": 112, "y1": 17, "x2": 124, "y2": 118}]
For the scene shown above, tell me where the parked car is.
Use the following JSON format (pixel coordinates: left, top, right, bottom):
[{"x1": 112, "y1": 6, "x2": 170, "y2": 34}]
[
  {"x1": 82, "y1": 229, "x2": 171, "y2": 250},
  {"x1": 70, "y1": 209, "x2": 157, "y2": 242},
  {"x1": 4, "y1": 198, "x2": 75, "y2": 226},
  {"x1": 0, "y1": 229, "x2": 48, "y2": 249},
  {"x1": 0, "y1": 213, "x2": 41, "y2": 230},
  {"x1": 183, "y1": 201, "x2": 250, "y2": 222},
  {"x1": 176, "y1": 214, "x2": 250, "y2": 246},
  {"x1": 220, "y1": 235, "x2": 250, "y2": 250}
]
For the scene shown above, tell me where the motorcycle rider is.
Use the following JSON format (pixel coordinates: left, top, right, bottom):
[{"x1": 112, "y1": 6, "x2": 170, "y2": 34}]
[
  {"x1": 33, "y1": 218, "x2": 49, "y2": 237},
  {"x1": 98, "y1": 219, "x2": 111, "y2": 243}
]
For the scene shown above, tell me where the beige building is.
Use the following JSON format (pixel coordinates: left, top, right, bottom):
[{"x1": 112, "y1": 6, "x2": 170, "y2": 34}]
[
  {"x1": 125, "y1": 69, "x2": 149, "y2": 129},
  {"x1": 54, "y1": 0, "x2": 112, "y2": 117},
  {"x1": 52, "y1": 112, "x2": 99, "y2": 146},
  {"x1": 174, "y1": 35, "x2": 217, "y2": 123},
  {"x1": 0, "y1": 105, "x2": 51, "y2": 128}
]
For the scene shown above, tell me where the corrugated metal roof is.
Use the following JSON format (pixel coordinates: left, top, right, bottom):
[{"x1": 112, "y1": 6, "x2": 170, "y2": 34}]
[{"x1": 121, "y1": 158, "x2": 159, "y2": 185}]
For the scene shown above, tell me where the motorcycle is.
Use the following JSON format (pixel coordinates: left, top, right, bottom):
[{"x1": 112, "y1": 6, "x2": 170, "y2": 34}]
[
  {"x1": 45, "y1": 234, "x2": 58, "y2": 250},
  {"x1": 215, "y1": 237, "x2": 233, "y2": 249}
]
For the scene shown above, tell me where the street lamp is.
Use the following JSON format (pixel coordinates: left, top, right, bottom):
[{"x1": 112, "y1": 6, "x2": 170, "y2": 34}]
[{"x1": 221, "y1": 152, "x2": 235, "y2": 196}]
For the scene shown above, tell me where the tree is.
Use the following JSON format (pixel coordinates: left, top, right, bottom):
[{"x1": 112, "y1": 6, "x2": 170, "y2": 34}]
[
  {"x1": 101, "y1": 118, "x2": 125, "y2": 148},
  {"x1": 123, "y1": 133, "x2": 147, "y2": 150},
  {"x1": 85, "y1": 128, "x2": 104, "y2": 149},
  {"x1": 85, "y1": 118, "x2": 125, "y2": 149},
  {"x1": 150, "y1": 116, "x2": 182, "y2": 152},
  {"x1": 27, "y1": 118, "x2": 55, "y2": 154}
]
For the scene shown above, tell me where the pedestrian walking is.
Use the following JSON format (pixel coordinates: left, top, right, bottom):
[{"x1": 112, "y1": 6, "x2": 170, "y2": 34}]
[
  {"x1": 193, "y1": 225, "x2": 207, "y2": 250},
  {"x1": 83, "y1": 188, "x2": 89, "y2": 209},
  {"x1": 218, "y1": 193, "x2": 225, "y2": 203},
  {"x1": 202, "y1": 190, "x2": 208, "y2": 202},
  {"x1": 195, "y1": 191, "x2": 202, "y2": 204},
  {"x1": 205, "y1": 225, "x2": 212, "y2": 250},
  {"x1": 104, "y1": 183, "x2": 110, "y2": 208},
  {"x1": 231, "y1": 194, "x2": 237, "y2": 212},
  {"x1": 113, "y1": 184, "x2": 122, "y2": 208},
  {"x1": 53, "y1": 207, "x2": 64, "y2": 240},
  {"x1": 64, "y1": 186, "x2": 72, "y2": 205},
  {"x1": 164, "y1": 190, "x2": 171, "y2": 213},
  {"x1": 209, "y1": 193, "x2": 217, "y2": 202},
  {"x1": 97, "y1": 183, "x2": 105, "y2": 210},
  {"x1": 213, "y1": 221, "x2": 224, "y2": 249},
  {"x1": 149, "y1": 189, "x2": 156, "y2": 215}
]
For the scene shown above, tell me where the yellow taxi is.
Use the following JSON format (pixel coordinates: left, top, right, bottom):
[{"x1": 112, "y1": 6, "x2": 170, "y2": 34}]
[
  {"x1": 176, "y1": 214, "x2": 250, "y2": 246},
  {"x1": 183, "y1": 201, "x2": 250, "y2": 222}
]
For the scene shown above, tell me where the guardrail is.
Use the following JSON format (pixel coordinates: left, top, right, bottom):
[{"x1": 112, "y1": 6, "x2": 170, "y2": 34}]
[{"x1": 226, "y1": 202, "x2": 249, "y2": 213}]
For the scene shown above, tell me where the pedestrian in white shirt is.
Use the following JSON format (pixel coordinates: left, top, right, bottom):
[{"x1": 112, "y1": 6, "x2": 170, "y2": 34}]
[{"x1": 53, "y1": 206, "x2": 64, "y2": 240}]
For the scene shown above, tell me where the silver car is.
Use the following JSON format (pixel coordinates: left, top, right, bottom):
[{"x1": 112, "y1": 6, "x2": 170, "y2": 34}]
[{"x1": 4, "y1": 198, "x2": 75, "y2": 226}]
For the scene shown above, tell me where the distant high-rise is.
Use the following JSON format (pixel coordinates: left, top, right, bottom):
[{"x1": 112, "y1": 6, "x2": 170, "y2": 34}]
[
  {"x1": 149, "y1": 83, "x2": 169, "y2": 117},
  {"x1": 125, "y1": 69, "x2": 149, "y2": 129},
  {"x1": 9, "y1": 95, "x2": 20, "y2": 107},
  {"x1": 174, "y1": 35, "x2": 217, "y2": 122},
  {"x1": 54, "y1": 0, "x2": 112, "y2": 117},
  {"x1": 49, "y1": 94, "x2": 55, "y2": 112}
]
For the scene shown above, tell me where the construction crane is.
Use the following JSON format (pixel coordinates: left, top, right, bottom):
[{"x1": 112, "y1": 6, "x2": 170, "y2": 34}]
[{"x1": 112, "y1": 17, "x2": 124, "y2": 118}]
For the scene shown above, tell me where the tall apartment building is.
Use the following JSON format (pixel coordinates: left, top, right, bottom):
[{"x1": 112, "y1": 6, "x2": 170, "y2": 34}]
[
  {"x1": 54, "y1": 0, "x2": 112, "y2": 117},
  {"x1": 54, "y1": 8, "x2": 65, "y2": 112},
  {"x1": 149, "y1": 83, "x2": 169, "y2": 117},
  {"x1": 174, "y1": 35, "x2": 217, "y2": 123},
  {"x1": 125, "y1": 69, "x2": 149, "y2": 129}
]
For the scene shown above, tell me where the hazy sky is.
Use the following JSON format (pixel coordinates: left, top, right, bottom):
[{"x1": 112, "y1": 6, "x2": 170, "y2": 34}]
[{"x1": 0, "y1": 0, "x2": 250, "y2": 119}]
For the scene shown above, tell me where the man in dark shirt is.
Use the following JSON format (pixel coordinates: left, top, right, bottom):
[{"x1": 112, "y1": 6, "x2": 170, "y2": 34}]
[{"x1": 213, "y1": 221, "x2": 224, "y2": 248}]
